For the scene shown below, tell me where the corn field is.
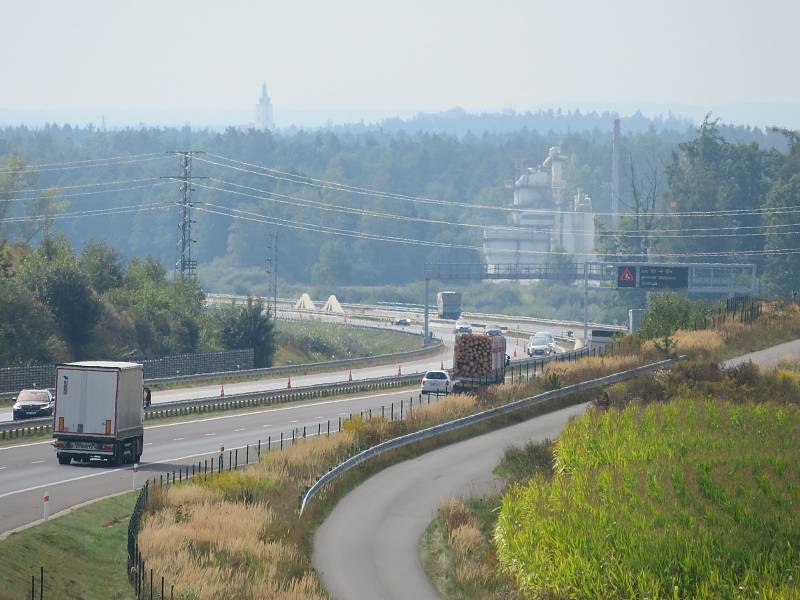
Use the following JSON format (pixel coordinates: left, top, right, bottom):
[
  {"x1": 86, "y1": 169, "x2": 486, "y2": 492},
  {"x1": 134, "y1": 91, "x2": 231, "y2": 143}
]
[{"x1": 495, "y1": 398, "x2": 800, "y2": 599}]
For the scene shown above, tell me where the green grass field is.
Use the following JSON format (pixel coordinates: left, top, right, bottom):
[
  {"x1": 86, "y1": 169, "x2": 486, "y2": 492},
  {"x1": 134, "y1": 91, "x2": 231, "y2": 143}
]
[
  {"x1": 273, "y1": 320, "x2": 420, "y2": 366},
  {"x1": 495, "y1": 398, "x2": 800, "y2": 599},
  {"x1": 0, "y1": 493, "x2": 135, "y2": 600}
]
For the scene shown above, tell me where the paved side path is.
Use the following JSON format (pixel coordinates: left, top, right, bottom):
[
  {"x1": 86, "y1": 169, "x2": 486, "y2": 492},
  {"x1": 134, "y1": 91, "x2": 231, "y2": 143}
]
[
  {"x1": 722, "y1": 338, "x2": 800, "y2": 369},
  {"x1": 313, "y1": 340, "x2": 800, "y2": 600},
  {"x1": 313, "y1": 403, "x2": 587, "y2": 600}
]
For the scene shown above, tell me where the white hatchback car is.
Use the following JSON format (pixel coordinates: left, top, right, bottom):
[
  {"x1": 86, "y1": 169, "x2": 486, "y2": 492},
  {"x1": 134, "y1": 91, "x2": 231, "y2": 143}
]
[{"x1": 421, "y1": 370, "x2": 452, "y2": 395}]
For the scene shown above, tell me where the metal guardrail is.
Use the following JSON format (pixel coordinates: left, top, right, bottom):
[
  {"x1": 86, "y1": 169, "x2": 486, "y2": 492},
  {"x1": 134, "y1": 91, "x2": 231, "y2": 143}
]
[
  {"x1": 299, "y1": 355, "x2": 684, "y2": 514},
  {"x1": 0, "y1": 340, "x2": 602, "y2": 438},
  {"x1": 144, "y1": 336, "x2": 442, "y2": 386},
  {"x1": 0, "y1": 372, "x2": 426, "y2": 439}
]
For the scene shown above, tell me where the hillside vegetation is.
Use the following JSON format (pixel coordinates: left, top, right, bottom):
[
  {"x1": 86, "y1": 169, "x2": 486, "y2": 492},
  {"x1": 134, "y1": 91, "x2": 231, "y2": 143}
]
[
  {"x1": 273, "y1": 320, "x2": 420, "y2": 366},
  {"x1": 496, "y1": 397, "x2": 800, "y2": 599}
]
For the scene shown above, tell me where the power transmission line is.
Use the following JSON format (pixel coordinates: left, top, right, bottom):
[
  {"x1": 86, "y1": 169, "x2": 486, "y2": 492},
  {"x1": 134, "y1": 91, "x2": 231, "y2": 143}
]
[
  {"x1": 0, "y1": 154, "x2": 168, "y2": 174},
  {"x1": 0, "y1": 201, "x2": 172, "y2": 223},
  {"x1": 0, "y1": 181, "x2": 167, "y2": 204},
  {"x1": 198, "y1": 178, "x2": 800, "y2": 240},
  {"x1": 194, "y1": 201, "x2": 800, "y2": 259},
  {"x1": 200, "y1": 152, "x2": 800, "y2": 220}
]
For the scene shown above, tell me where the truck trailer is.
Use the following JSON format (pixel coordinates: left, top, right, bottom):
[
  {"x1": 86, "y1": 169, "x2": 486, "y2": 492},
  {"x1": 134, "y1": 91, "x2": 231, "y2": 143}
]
[
  {"x1": 52, "y1": 361, "x2": 144, "y2": 466},
  {"x1": 436, "y1": 290, "x2": 462, "y2": 320}
]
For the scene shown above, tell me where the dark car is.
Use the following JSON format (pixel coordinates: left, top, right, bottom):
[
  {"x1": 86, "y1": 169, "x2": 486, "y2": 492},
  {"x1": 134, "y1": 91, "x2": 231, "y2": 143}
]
[
  {"x1": 392, "y1": 317, "x2": 412, "y2": 326},
  {"x1": 12, "y1": 389, "x2": 54, "y2": 420}
]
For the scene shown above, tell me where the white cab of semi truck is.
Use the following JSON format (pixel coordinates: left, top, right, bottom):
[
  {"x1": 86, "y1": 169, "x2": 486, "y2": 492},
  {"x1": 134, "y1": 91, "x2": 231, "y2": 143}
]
[{"x1": 52, "y1": 361, "x2": 144, "y2": 466}]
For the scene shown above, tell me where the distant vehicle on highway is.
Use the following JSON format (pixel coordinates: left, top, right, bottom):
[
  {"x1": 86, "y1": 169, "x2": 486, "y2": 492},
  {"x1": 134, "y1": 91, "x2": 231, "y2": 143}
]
[
  {"x1": 527, "y1": 332, "x2": 557, "y2": 356},
  {"x1": 485, "y1": 324, "x2": 503, "y2": 336},
  {"x1": 421, "y1": 370, "x2": 452, "y2": 395},
  {"x1": 392, "y1": 317, "x2": 412, "y2": 326},
  {"x1": 436, "y1": 291, "x2": 462, "y2": 320},
  {"x1": 453, "y1": 322, "x2": 473, "y2": 334},
  {"x1": 12, "y1": 389, "x2": 54, "y2": 421}
]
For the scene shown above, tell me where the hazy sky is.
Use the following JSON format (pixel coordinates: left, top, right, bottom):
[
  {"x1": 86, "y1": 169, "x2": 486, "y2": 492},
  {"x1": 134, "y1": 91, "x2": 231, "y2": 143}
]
[{"x1": 1, "y1": 0, "x2": 798, "y2": 120}]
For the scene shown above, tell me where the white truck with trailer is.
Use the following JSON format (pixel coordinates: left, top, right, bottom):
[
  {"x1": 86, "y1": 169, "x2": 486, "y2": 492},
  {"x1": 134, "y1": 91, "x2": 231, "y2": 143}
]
[{"x1": 52, "y1": 361, "x2": 144, "y2": 466}]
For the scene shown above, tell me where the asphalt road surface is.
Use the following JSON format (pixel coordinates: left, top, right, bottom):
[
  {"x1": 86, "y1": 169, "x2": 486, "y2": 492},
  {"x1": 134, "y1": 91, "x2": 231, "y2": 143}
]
[
  {"x1": 313, "y1": 341, "x2": 800, "y2": 600},
  {"x1": 0, "y1": 318, "x2": 568, "y2": 423},
  {"x1": 0, "y1": 387, "x2": 428, "y2": 536}
]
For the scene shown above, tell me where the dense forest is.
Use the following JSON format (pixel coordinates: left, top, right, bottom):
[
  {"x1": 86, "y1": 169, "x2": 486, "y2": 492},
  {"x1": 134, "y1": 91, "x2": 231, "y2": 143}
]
[{"x1": 0, "y1": 112, "x2": 796, "y2": 304}]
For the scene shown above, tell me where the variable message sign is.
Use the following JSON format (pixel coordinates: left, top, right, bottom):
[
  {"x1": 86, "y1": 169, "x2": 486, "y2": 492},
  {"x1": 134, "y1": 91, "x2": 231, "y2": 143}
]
[{"x1": 639, "y1": 265, "x2": 689, "y2": 289}]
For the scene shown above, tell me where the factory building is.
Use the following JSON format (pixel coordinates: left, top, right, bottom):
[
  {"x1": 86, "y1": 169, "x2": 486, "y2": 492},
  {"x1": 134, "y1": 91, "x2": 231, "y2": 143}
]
[{"x1": 483, "y1": 146, "x2": 596, "y2": 268}]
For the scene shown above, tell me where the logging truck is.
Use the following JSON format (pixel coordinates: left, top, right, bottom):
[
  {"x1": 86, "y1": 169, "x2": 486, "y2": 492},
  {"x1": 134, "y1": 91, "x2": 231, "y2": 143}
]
[{"x1": 452, "y1": 332, "x2": 507, "y2": 389}]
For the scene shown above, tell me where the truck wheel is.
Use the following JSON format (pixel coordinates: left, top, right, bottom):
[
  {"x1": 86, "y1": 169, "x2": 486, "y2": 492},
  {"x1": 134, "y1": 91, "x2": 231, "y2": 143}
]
[
  {"x1": 135, "y1": 437, "x2": 143, "y2": 463},
  {"x1": 111, "y1": 442, "x2": 123, "y2": 467},
  {"x1": 57, "y1": 453, "x2": 71, "y2": 465}
]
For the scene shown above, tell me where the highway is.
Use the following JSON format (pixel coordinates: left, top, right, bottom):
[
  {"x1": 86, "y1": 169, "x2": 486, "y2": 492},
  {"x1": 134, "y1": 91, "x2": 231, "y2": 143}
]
[
  {"x1": 0, "y1": 313, "x2": 577, "y2": 535},
  {"x1": 312, "y1": 341, "x2": 800, "y2": 600},
  {"x1": 0, "y1": 387, "x2": 424, "y2": 536},
  {"x1": 0, "y1": 317, "x2": 568, "y2": 423}
]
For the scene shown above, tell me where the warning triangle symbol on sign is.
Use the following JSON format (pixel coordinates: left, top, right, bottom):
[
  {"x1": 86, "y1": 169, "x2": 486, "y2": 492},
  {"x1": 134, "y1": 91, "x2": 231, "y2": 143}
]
[{"x1": 620, "y1": 267, "x2": 634, "y2": 282}]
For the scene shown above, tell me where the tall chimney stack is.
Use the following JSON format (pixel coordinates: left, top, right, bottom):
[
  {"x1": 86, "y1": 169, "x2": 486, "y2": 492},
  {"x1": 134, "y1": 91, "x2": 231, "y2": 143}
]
[{"x1": 611, "y1": 118, "x2": 621, "y2": 229}]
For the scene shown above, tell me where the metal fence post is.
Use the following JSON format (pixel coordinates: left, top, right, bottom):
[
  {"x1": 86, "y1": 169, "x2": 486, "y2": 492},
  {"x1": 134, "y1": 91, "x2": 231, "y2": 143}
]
[{"x1": 280, "y1": 432, "x2": 283, "y2": 450}]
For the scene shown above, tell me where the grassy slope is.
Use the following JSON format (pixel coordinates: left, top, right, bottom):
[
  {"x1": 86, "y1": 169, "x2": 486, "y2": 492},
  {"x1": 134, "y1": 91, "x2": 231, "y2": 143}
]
[
  {"x1": 274, "y1": 320, "x2": 420, "y2": 366},
  {"x1": 0, "y1": 493, "x2": 135, "y2": 600}
]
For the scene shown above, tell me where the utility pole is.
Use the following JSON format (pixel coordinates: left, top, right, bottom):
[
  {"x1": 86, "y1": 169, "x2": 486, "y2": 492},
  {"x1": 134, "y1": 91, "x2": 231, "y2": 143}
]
[
  {"x1": 265, "y1": 230, "x2": 278, "y2": 317},
  {"x1": 165, "y1": 151, "x2": 205, "y2": 280}
]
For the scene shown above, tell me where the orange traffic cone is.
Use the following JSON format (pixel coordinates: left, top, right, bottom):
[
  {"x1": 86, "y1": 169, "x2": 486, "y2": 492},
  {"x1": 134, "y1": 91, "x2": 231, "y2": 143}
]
[
  {"x1": 348, "y1": 370, "x2": 353, "y2": 382},
  {"x1": 220, "y1": 384, "x2": 225, "y2": 397},
  {"x1": 287, "y1": 376, "x2": 292, "y2": 389},
  {"x1": 397, "y1": 365, "x2": 402, "y2": 376}
]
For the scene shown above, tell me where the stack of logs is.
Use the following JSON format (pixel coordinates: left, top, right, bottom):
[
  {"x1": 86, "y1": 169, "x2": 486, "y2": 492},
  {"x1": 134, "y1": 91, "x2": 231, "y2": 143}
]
[{"x1": 453, "y1": 334, "x2": 493, "y2": 378}]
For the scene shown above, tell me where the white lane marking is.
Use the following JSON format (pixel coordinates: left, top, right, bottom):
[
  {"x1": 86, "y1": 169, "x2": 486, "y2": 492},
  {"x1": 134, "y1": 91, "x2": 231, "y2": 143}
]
[
  {"x1": 144, "y1": 442, "x2": 153, "y2": 446},
  {"x1": 288, "y1": 420, "x2": 299, "y2": 423},
  {"x1": 0, "y1": 440, "x2": 52, "y2": 451},
  {"x1": 339, "y1": 412, "x2": 349, "y2": 416},
  {"x1": 31, "y1": 460, "x2": 45, "y2": 464},
  {"x1": 233, "y1": 428, "x2": 245, "y2": 432},
  {"x1": 142, "y1": 389, "x2": 411, "y2": 431},
  {"x1": 0, "y1": 466, "x2": 7, "y2": 470},
  {"x1": 262, "y1": 424, "x2": 271, "y2": 428},
  {"x1": 315, "y1": 416, "x2": 324, "y2": 419},
  {"x1": 173, "y1": 438, "x2": 184, "y2": 441},
  {"x1": 204, "y1": 433, "x2": 216, "y2": 437}
]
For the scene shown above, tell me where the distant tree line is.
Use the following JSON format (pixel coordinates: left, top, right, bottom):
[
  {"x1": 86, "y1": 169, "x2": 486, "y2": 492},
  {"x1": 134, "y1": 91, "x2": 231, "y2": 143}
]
[
  {"x1": 597, "y1": 119, "x2": 800, "y2": 296},
  {"x1": 0, "y1": 116, "x2": 796, "y2": 301}
]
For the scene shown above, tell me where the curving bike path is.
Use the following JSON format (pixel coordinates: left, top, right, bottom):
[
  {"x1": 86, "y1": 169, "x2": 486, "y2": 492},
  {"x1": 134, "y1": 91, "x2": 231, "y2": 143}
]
[{"x1": 313, "y1": 340, "x2": 800, "y2": 600}]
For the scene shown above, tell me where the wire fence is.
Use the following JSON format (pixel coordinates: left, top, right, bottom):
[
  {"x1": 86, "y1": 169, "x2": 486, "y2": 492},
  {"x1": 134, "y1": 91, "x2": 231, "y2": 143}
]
[{"x1": 0, "y1": 348, "x2": 254, "y2": 394}]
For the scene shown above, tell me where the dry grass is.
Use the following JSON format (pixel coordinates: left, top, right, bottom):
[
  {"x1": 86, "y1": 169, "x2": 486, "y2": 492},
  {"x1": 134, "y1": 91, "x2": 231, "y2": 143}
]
[
  {"x1": 424, "y1": 498, "x2": 521, "y2": 600},
  {"x1": 407, "y1": 394, "x2": 477, "y2": 429},
  {"x1": 138, "y1": 304, "x2": 800, "y2": 599}
]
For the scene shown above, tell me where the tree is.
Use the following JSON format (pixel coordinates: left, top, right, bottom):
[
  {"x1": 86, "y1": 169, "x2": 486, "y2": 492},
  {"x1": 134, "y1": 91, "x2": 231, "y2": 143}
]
[
  {"x1": 0, "y1": 278, "x2": 69, "y2": 365},
  {"x1": 18, "y1": 235, "x2": 101, "y2": 355},
  {"x1": 312, "y1": 240, "x2": 350, "y2": 289},
  {"x1": 218, "y1": 296, "x2": 275, "y2": 368},
  {"x1": 639, "y1": 293, "x2": 708, "y2": 340},
  {"x1": 80, "y1": 240, "x2": 125, "y2": 293},
  {"x1": 762, "y1": 129, "x2": 800, "y2": 295}
]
